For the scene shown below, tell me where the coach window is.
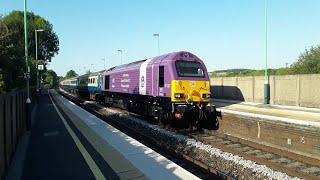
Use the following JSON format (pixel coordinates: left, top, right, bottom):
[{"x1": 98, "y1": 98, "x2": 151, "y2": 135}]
[
  {"x1": 159, "y1": 66, "x2": 164, "y2": 87},
  {"x1": 105, "y1": 75, "x2": 110, "y2": 89}
]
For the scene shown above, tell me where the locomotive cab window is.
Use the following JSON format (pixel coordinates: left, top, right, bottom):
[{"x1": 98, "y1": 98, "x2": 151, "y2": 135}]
[
  {"x1": 175, "y1": 60, "x2": 205, "y2": 77},
  {"x1": 159, "y1": 66, "x2": 164, "y2": 87}
]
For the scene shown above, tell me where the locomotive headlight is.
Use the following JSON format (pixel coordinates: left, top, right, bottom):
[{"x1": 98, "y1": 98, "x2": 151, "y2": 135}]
[
  {"x1": 174, "y1": 93, "x2": 185, "y2": 99},
  {"x1": 202, "y1": 93, "x2": 211, "y2": 99}
]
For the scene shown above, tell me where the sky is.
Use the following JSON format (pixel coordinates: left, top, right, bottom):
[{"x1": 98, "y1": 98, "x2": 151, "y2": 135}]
[{"x1": 1, "y1": 0, "x2": 320, "y2": 76}]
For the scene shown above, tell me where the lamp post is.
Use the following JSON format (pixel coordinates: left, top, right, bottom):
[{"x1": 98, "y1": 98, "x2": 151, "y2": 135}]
[
  {"x1": 102, "y1": 58, "x2": 106, "y2": 70},
  {"x1": 91, "y1": 63, "x2": 94, "y2": 72},
  {"x1": 264, "y1": 0, "x2": 270, "y2": 104},
  {"x1": 35, "y1": 29, "x2": 44, "y2": 92},
  {"x1": 83, "y1": 66, "x2": 87, "y2": 74},
  {"x1": 117, "y1": 49, "x2": 123, "y2": 65},
  {"x1": 153, "y1": 33, "x2": 160, "y2": 55},
  {"x1": 24, "y1": 0, "x2": 31, "y2": 103}
]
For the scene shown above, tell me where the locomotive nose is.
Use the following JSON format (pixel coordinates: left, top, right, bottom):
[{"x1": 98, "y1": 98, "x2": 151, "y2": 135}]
[
  {"x1": 171, "y1": 80, "x2": 211, "y2": 103},
  {"x1": 187, "y1": 90, "x2": 201, "y2": 102}
]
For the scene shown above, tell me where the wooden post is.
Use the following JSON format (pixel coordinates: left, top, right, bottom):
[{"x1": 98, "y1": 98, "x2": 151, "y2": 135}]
[
  {"x1": 12, "y1": 93, "x2": 17, "y2": 150},
  {"x1": 0, "y1": 95, "x2": 5, "y2": 177},
  {"x1": 5, "y1": 95, "x2": 12, "y2": 168}
]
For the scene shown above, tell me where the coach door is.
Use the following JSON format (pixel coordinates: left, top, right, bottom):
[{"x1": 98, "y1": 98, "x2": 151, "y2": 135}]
[
  {"x1": 158, "y1": 66, "x2": 164, "y2": 96},
  {"x1": 104, "y1": 75, "x2": 110, "y2": 90},
  {"x1": 98, "y1": 74, "x2": 102, "y2": 89}
]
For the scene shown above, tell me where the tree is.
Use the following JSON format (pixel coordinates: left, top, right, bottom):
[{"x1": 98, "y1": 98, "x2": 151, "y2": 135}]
[
  {"x1": 0, "y1": 11, "x2": 59, "y2": 92},
  {"x1": 43, "y1": 69, "x2": 58, "y2": 87},
  {"x1": 0, "y1": 15, "x2": 9, "y2": 37},
  {"x1": 65, "y1": 70, "x2": 78, "y2": 79},
  {"x1": 85, "y1": 70, "x2": 91, "y2": 75},
  {"x1": 291, "y1": 46, "x2": 320, "y2": 74}
]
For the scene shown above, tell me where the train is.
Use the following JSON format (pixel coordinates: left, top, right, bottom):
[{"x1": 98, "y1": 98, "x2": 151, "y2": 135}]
[{"x1": 60, "y1": 51, "x2": 221, "y2": 130}]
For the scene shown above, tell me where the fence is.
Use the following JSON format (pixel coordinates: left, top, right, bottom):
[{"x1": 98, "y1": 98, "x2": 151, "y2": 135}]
[
  {"x1": 210, "y1": 74, "x2": 320, "y2": 108},
  {"x1": 0, "y1": 91, "x2": 27, "y2": 179}
]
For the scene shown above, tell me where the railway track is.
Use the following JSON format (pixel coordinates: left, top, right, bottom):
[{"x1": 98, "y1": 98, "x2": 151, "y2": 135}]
[
  {"x1": 56, "y1": 89, "x2": 320, "y2": 179},
  {"x1": 188, "y1": 131, "x2": 320, "y2": 179}
]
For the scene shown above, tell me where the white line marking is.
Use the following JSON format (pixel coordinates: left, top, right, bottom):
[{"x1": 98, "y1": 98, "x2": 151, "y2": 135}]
[
  {"x1": 49, "y1": 92, "x2": 106, "y2": 180},
  {"x1": 43, "y1": 131, "x2": 60, "y2": 137}
]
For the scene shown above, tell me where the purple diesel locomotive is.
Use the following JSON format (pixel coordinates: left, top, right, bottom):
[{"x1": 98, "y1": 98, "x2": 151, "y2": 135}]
[{"x1": 98, "y1": 51, "x2": 221, "y2": 130}]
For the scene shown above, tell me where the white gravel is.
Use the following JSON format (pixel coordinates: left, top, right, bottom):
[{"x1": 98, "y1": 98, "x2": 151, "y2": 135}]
[{"x1": 103, "y1": 107, "x2": 302, "y2": 180}]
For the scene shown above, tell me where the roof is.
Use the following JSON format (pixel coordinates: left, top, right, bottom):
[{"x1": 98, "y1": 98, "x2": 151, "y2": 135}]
[
  {"x1": 89, "y1": 70, "x2": 105, "y2": 76},
  {"x1": 104, "y1": 52, "x2": 179, "y2": 73},
  {"x1": 108, "y1": 59, "x2": 147, "y2": 72}
]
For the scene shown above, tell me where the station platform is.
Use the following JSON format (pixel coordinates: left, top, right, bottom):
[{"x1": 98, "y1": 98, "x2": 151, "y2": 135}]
[
  {"x1": 7, "y1": 91, "x2": 200, "y2": 180},
  {"x1": 213, "y1": 99, "x2": 320, "y2": 127}
]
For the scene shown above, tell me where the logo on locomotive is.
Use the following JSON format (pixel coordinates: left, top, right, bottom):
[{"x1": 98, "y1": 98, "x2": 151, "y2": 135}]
[{"x1": 140, "y1": 76, "x2": 145, "y2": 87}]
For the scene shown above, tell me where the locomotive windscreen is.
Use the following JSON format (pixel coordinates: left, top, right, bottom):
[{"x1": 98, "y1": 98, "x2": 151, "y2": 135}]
[{"x1": 175, "y1": 60, "x2": 205, "y2": 77}]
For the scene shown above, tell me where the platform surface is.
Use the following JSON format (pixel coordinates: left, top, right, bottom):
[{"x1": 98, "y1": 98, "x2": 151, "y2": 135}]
[
  {"x1": 19, "y1": 94, "x2": 114, "y2": 180},
  {"x1": 213, "y1": 99, "x2": 320, "y2": 127},
  {"x1": 52, "y1": 90, "x2": 200, "y2": 180},
  {"x1": 7, "y1": 91, "x2": 201, "y2": 180}
]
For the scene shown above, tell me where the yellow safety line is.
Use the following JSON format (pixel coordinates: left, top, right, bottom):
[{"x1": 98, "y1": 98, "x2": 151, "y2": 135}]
[{"x1": 49, "y1": 92, "x2": 106, "y2": 180}]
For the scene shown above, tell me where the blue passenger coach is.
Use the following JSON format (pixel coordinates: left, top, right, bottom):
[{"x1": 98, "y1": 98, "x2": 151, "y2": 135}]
[
  {"x1": 60, "y1": 70, "x2": 104, "y2": 99},
  {"x1": 60, "y1": 77, "x2": 78, "y2": 93},
  {"x1": 87, "y1": 71, "x2": 104, "y2": 100},
  {"x1": 75, "y1": 71, "x2": 104, "y2": 99}
]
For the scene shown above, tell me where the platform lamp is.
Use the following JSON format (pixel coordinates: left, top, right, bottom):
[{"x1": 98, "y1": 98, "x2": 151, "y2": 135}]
[
  {"x1": 35, "y1": 29, "x2": 44, "y2": 92},
  {"x1": 23, "y1": 0, "x2": 31, "y2": 104},
  {"x1": 91, "y1": 63, "x2": 94, "y2": 72},
  {"x1": 264, "y1": 0, "x2": 270, "y2": 104},
  {"x1": 83, "y1": 66, "x2": 86, "y2": 73},
  {"x1": 117, "y1": 49, "x2": 123, "y2": 65},
  {"x1": 153, "y1": 33, "x2": 160, "y2": 55},
  {"x1": 101, "y1": 58, "x2": 106, "y2": 70}
]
